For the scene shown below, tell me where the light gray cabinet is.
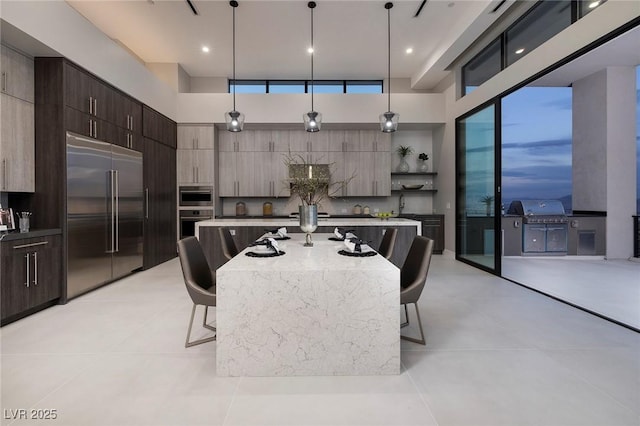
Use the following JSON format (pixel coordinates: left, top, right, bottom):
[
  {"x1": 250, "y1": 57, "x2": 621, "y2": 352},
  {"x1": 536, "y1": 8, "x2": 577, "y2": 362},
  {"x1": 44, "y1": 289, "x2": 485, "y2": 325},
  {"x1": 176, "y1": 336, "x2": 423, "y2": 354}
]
[
  {"x1": 177, "y1": 124, "x2": 214, "y2": 185},
  {"x1": 177, "y1": 149, "x2": 214, "y2": 184},
  {"x1": 1, "y1": 93, "x2": 35, "y2": 192},
  {"x1": 177, "y1": 124, "x2": 214, "y2": 149},
  {"x1": 1, "y1": 45, "x2": 34, "y2": 103},
  {"x1": 360, "y1": 130, "x2": 391, "y2": 152},
  {"x1": 254, "y1": 129, "x2": 290, "y2": 152}
]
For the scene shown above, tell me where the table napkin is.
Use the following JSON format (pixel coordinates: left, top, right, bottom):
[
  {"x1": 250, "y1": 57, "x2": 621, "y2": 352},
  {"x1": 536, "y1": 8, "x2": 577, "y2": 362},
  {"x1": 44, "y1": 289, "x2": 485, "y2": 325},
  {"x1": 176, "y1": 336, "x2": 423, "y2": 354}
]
[
  {"x1": 343, "y1": 238, "x2": 365, "y2": 253},
  {"x1": 265, "y1": 227, "x2": 288, "y2": 238},
  {"x1": 250, "y1": 238, "x2": 281, "y2": 253},
  {"x1": 334, "y1": 227, "x2": 355, "y2": 240}
]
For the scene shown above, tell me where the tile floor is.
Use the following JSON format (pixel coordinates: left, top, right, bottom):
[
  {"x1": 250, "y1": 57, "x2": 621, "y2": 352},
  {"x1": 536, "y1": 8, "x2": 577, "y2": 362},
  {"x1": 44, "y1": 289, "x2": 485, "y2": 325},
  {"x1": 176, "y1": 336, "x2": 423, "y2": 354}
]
[
  {"x1": 1, "y1": 256, "x2": 639, "y2": 426},
  {"x1": 502, "y1": 257, "x2": 640, "y2": 330}
]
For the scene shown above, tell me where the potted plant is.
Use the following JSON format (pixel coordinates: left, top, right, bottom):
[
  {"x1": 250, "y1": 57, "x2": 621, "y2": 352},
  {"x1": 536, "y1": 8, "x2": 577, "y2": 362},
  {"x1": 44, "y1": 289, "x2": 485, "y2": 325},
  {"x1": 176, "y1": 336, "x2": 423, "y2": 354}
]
[
  {"x1": 481, "y1": 195, "x2": 494, "y2": 216},
  {"x1": 418, "y1": 153, "x2": 429, "y2": 172},
  {"x1": 396, "y1": 145, "x2": 413, "y2": 172}
]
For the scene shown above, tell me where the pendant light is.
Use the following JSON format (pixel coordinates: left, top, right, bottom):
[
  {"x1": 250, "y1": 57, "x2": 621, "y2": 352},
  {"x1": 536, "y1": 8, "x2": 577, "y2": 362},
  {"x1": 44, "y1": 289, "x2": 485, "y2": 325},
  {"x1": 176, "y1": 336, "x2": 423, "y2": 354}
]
[
  {"x1": 380, "y1": 2, "x2": 398, "y2": 133},
  {"x1": 225, "y1": 0, "x2": 244, "y2": 132},
  {"x1": 303, "y1": 1, "x2": 322, "y2": 132}
]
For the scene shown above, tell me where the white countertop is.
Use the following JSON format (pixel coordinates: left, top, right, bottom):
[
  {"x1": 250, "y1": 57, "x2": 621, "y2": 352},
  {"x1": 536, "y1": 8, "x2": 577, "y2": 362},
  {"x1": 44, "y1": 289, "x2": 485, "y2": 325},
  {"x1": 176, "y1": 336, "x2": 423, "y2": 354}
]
[{"x1": 196, "y1": 217, "x2": 420, "y2": 227}]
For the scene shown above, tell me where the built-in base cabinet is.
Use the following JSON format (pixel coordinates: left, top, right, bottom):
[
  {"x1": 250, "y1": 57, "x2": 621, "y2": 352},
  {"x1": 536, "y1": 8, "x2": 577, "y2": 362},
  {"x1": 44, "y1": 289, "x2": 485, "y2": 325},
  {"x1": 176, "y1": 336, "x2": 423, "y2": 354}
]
[{"x1": 1, "y1": 234, "x2": 62, "y2": 325}]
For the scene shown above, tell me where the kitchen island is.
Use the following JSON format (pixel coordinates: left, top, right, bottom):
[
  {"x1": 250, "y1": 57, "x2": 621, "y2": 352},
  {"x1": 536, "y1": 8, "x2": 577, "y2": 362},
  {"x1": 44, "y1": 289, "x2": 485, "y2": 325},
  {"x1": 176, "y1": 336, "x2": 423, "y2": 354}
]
[
  {"x1": 215, "y1": 233, "x2": 400, "y2": 376},
  {"x1": 196, "y1": 217, "x2": 421, "y2": 270}
]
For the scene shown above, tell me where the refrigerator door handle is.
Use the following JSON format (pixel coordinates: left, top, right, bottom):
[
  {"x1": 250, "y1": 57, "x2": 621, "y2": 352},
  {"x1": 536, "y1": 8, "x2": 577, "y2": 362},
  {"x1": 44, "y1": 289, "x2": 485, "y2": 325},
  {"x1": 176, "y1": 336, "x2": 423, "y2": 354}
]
[
  {"x1": 107, "y1": 170, "x2": 116, "y2": 254},
  {"x1": 115, "y1": 169, "x2": 119, "y2": 253},
  {"x1": 145, "y1": 188, "x2": 149, "y2": 219}
]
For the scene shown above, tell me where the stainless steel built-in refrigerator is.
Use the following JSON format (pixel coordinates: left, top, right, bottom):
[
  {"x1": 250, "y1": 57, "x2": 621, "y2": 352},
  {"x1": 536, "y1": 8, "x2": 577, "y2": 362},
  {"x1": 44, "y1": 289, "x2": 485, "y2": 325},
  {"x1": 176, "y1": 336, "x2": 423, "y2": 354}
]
[{"x1": 66, "y1": 132, "x2": 143, "y2": 299}]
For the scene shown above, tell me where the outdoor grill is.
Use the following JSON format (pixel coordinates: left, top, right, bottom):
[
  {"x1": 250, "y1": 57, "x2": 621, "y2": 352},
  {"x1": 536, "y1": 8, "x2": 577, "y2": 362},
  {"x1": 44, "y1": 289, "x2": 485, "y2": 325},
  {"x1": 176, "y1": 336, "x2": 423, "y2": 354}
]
[{"x1": 507, "y1": 200, "x2": 568, "y2": 254}]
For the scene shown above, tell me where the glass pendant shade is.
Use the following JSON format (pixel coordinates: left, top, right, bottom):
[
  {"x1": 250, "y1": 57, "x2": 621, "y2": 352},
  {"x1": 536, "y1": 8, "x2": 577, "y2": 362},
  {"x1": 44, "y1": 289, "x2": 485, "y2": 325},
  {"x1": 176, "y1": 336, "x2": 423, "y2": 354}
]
[
  {"x1": 304, "y1": 110, "x2": 322, "y2": 132},
  {"x1": 225, "y1": 110, "x2": 245, "y2": 132},
  {"x1": 379, "y1": 111, "x2": 399, "y2": 133}
]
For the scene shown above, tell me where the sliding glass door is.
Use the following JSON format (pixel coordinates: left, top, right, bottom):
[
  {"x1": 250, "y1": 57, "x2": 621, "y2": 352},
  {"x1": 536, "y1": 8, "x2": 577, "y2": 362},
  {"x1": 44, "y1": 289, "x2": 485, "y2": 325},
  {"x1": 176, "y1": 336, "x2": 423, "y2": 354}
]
[{"x1": 456, "y1": 103, "x2": 500, "y2": 273}]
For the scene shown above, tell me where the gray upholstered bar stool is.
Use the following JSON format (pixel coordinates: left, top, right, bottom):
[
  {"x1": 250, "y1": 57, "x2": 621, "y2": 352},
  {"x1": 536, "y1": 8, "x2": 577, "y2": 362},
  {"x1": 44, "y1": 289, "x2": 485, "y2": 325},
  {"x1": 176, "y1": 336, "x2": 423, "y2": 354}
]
[
  {"x1": 177, "y1": 236, "x2": 217, "y2": 347},
  {"x1": 218, "y1": 227, "x2": 239, "y2": 261},
  {"x1": 400, "y1": 236, "x2": 434, "y2": 345},
  {"x1": 378, "y1": 228, "x2": 398, "y2": 260}
]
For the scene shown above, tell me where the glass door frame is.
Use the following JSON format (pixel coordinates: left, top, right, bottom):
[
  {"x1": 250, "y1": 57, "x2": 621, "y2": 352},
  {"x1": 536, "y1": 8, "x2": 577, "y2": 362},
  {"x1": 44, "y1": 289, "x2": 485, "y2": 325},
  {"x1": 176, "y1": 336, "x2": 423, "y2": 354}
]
[{"x1": 455, "y1": 99, "x2": 502, "y2": 275}]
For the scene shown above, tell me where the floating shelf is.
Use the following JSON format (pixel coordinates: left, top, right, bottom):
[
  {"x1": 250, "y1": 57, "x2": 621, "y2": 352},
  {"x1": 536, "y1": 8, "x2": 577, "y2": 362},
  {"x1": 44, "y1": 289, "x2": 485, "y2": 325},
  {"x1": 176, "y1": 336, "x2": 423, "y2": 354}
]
[
  {"x1": 390, "y1": 172, "x2": 438, "y2": 176},
  {"x1": 391, "y1": 189, "x2": 437, "y2": 193}
]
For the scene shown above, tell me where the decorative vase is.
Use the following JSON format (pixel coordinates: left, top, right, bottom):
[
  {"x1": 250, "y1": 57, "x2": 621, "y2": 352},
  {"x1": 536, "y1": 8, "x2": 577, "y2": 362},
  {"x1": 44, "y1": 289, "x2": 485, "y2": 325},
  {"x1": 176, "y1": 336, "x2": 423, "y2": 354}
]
[
  {"x1": 418, "y1": 160, "x2": 429, "y2": 172},
  {"x1": 299, "y1": 204, "x2": 318, "y2": 247},
  {"x1": 397, "y1": 157, "x2": 410, "y2": 173}
]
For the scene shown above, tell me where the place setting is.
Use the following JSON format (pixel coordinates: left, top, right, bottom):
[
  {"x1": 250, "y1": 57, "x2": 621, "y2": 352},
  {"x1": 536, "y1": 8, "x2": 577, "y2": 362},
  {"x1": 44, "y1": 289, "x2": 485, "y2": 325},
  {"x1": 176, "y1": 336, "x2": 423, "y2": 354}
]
[
  {"x1": 328, "y1": 227, "x2": 356, "y2": 241},
  {"x1": 263, "y1": 226, "x2": 290, "y2": 240},
  {"x1": 246, "y1": 237, "x2": 286, "y2": 257},
  {"x1": 337, "y1": 237, "x2": 378, "y2": 257}
]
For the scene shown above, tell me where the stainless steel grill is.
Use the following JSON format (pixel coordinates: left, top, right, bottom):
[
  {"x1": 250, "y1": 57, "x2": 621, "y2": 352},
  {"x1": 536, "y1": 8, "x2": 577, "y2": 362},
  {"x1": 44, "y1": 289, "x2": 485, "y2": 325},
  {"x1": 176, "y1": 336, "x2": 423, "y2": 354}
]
[{"x1": 507, "y1": 200, "x2": 568, "y2": 254}]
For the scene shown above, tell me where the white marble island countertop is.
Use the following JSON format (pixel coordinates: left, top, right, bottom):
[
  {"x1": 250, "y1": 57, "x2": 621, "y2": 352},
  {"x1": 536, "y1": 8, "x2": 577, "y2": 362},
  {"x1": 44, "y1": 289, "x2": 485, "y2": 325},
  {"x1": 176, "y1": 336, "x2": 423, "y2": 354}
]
[{"x1": 197, "y1": 217, "x2": 421, "y2": 228}]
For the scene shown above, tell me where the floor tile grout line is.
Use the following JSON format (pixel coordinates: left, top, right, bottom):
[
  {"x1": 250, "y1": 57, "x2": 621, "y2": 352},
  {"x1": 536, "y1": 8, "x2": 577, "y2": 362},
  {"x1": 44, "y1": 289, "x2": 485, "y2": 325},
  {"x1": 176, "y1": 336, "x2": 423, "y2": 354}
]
[
  {"x1": 220, "y1": 375, "x2": 243, "y2": 426},
  {"x1": 536, "y1": 348, "x2": 640, "y2": 416},
  {"x1": 401, "y1": 360, "x2": 441, "y2": 426}
]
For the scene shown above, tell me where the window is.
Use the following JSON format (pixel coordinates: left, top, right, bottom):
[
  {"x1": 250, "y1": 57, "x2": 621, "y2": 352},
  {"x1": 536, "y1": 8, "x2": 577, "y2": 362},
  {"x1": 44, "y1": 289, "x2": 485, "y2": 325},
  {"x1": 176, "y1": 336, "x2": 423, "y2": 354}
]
[
  {"x1": 505, "y1": 1, "x2": 572, "y2": 67},
  {"x1": 579, "y1": 0, "x2": 607, "y2": 18},
  {"x1": 346, "y1": 81, "x2": 383, "y2": 94},
  {"x1": 228, "y1": 79, "x2": 382, "y2": 94},
  {"x1": 311, "y1": 81, "x2": 344, "y2": 93},
  {"x1": 229, "y1": 80, "x2": 266, "y2": 93},
  {"x1": 460, "y1": 0, "x2": 597, "y2": 97},
  {"x1": 462, "y1": 38, "x2": 502, "y2": 95},
  {"x1": 268, "y1": 81, "x2": 305, "y2": 94}
]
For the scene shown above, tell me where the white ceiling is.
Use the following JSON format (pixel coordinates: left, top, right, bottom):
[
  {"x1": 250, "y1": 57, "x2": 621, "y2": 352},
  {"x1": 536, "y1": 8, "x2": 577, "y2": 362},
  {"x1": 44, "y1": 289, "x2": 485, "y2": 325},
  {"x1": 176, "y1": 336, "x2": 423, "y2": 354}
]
[
  {"x1": 532, "y1": 25, "x2": 640, "y2": 87},
  {"x1": 65, "y1": 0, "x2": 512, "y2": 88}
]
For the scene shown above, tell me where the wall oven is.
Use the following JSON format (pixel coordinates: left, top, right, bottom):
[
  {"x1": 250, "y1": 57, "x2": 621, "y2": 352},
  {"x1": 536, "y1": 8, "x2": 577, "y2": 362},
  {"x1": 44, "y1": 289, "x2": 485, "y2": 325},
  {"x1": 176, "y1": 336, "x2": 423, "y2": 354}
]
[
  {"x1": 179, "y1": 186, "x2": 213, "y2": 207},
  {"x1": 179, "y1": 209, "x2": 213, "y2": 239}
]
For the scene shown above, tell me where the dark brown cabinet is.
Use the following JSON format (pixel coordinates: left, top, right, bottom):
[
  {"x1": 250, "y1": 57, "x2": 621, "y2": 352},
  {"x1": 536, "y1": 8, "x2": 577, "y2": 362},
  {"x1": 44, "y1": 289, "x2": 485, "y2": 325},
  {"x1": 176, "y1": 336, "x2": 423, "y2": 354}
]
[
  {"x1": 64, "y1": 62, "x2": 114, "y2": 123},
  {"x1": 414, "y1": 215, "x2": 444, "y2": 254},
  {"x1": 1, "y1": 234, "x2": 62, "y2": 325},
  {"x1": 143, "y1": 137, "x2": 177, "y2": 269},
  {"x1": 143, "y1": 105, "x2": 177, "y2": 149}
]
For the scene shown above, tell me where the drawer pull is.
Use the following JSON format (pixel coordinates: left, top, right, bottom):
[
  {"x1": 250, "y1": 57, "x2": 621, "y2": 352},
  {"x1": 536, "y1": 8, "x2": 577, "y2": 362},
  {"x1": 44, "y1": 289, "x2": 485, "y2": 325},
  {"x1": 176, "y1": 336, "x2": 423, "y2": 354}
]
[{"x1": 14, "y1": 241, "x2": 49, "y2": 249}]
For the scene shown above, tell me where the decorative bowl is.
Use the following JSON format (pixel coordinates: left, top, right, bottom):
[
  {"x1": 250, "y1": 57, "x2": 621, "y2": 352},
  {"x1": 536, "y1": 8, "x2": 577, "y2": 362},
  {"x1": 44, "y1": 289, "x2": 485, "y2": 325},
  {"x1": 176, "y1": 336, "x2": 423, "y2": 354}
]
[{"x1": 402, "y1": 184, "x2": 424, "y2": 190}]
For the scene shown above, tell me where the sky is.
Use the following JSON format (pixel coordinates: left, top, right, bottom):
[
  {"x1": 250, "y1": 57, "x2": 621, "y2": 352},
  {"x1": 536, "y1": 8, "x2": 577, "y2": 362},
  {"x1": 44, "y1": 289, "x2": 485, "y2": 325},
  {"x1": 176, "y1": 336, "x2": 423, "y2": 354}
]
[{"x1": 501, "y1": 66, "x2": 640, "y2": 213}]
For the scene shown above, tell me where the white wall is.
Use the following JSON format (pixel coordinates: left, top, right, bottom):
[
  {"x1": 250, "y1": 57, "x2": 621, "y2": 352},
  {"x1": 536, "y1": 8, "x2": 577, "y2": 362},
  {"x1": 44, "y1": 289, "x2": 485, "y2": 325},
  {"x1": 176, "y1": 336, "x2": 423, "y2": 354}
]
[
  {"x1": 177, "y1": 93, "x2": 445, "y2": 125},
  {"x1": 1, "y1": 0, "x2": 177, "y2": 119}
]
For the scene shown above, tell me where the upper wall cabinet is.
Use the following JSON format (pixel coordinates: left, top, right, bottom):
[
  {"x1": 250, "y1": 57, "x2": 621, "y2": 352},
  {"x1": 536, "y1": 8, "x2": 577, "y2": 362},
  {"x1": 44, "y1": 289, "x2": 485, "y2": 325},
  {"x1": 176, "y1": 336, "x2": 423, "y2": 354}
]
[
  {"x1": 64, "y1": 63, "x2": 114, "y2": 123},
  {"x1": 1, "y1": 45, "x2": 34, "y2": 103},
  {"x1": 218, "y1": 130, "x2": 255, "y2": 152},
  {"x1": 177, "y1": 124, "x2": 214, "y2": 150},
  {"x1": 0, "y1": 94, "x2": 35, "y2": 192},
  {"x1": 142, "y1": 105, "x2": 176, "y2": 148},
  {"x1": 0, "y1": 45, "x2": 35, "y2": 192}
]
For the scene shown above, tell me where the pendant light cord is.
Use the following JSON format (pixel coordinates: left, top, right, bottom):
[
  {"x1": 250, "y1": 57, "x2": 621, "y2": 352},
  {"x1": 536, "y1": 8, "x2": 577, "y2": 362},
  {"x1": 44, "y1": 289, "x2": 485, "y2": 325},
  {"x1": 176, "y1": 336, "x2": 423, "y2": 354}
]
[
  {"x1": 232, "y1": 3, "x2": 236, "y2": 111},
  {"x1": 387, "y1": 4, "x2": 391, "y2": 113},
  {"x1": 310, "y1": 4, "x2": 314, "y2": 111}
]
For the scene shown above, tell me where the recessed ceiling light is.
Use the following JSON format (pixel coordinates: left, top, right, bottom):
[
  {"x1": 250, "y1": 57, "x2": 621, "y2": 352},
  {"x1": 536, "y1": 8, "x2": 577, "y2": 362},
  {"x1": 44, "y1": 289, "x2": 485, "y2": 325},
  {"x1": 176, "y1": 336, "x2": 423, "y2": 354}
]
[
  {"x1": 201, "y1": 46, "x2": 210, "y2": 53},
  {"x1": 405, "y1": 47, "x2": 413, "y2": 54},
  {"x1": 515, "y1": 48, "x2": 525, "y2": 55},
  {"x1": 307, "y1": 47, "x2": 314, "y2": 54},
  {"x1": 588, "y1": 1, "x2": 600, "y2": 8}
]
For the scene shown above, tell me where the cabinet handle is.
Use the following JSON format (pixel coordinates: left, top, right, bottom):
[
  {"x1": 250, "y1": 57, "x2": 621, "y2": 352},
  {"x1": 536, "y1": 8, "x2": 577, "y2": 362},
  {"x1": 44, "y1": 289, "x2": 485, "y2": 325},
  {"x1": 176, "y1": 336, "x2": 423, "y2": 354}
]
[
  {"x1": 1, "y1": 71, "x2": 6, "y2": 92},
  {"x1": 94, "y1": 98, "x2": 97, "y2": 116},
  {"x1": 14, "y1": 241, "x2": 48, "y2": 249},
  {"x1": 33, "y1": 252, "x2": 38, "y2": 286},
  {"x1": 25, "y1": 253, "x2": 29, "y2": 288},
  {"x1": 89, "y1": 96, "x2": 93, "y2": 115},
  {"x1": 145, "y1": 188, "x2": 149, "y2": 219},
  {"x1": 93, "y1": 120, "x2": 97, "y2": 139},
  {"x1": 89, "y1": 119, "x2": 93, "y2": 137},
  {"x1": 130, "y1": 115, "x2": 134, "y2": 130},
  {"x1": 2, "y1": 159, "x2": 6, "y2": 190}
]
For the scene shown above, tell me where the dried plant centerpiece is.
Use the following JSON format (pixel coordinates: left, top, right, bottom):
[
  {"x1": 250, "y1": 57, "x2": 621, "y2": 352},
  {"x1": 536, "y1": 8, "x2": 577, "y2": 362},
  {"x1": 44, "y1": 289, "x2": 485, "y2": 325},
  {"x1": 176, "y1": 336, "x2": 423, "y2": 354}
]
[{"x1": 284, "y1": 153, "x2": 353, "y2": 246}]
